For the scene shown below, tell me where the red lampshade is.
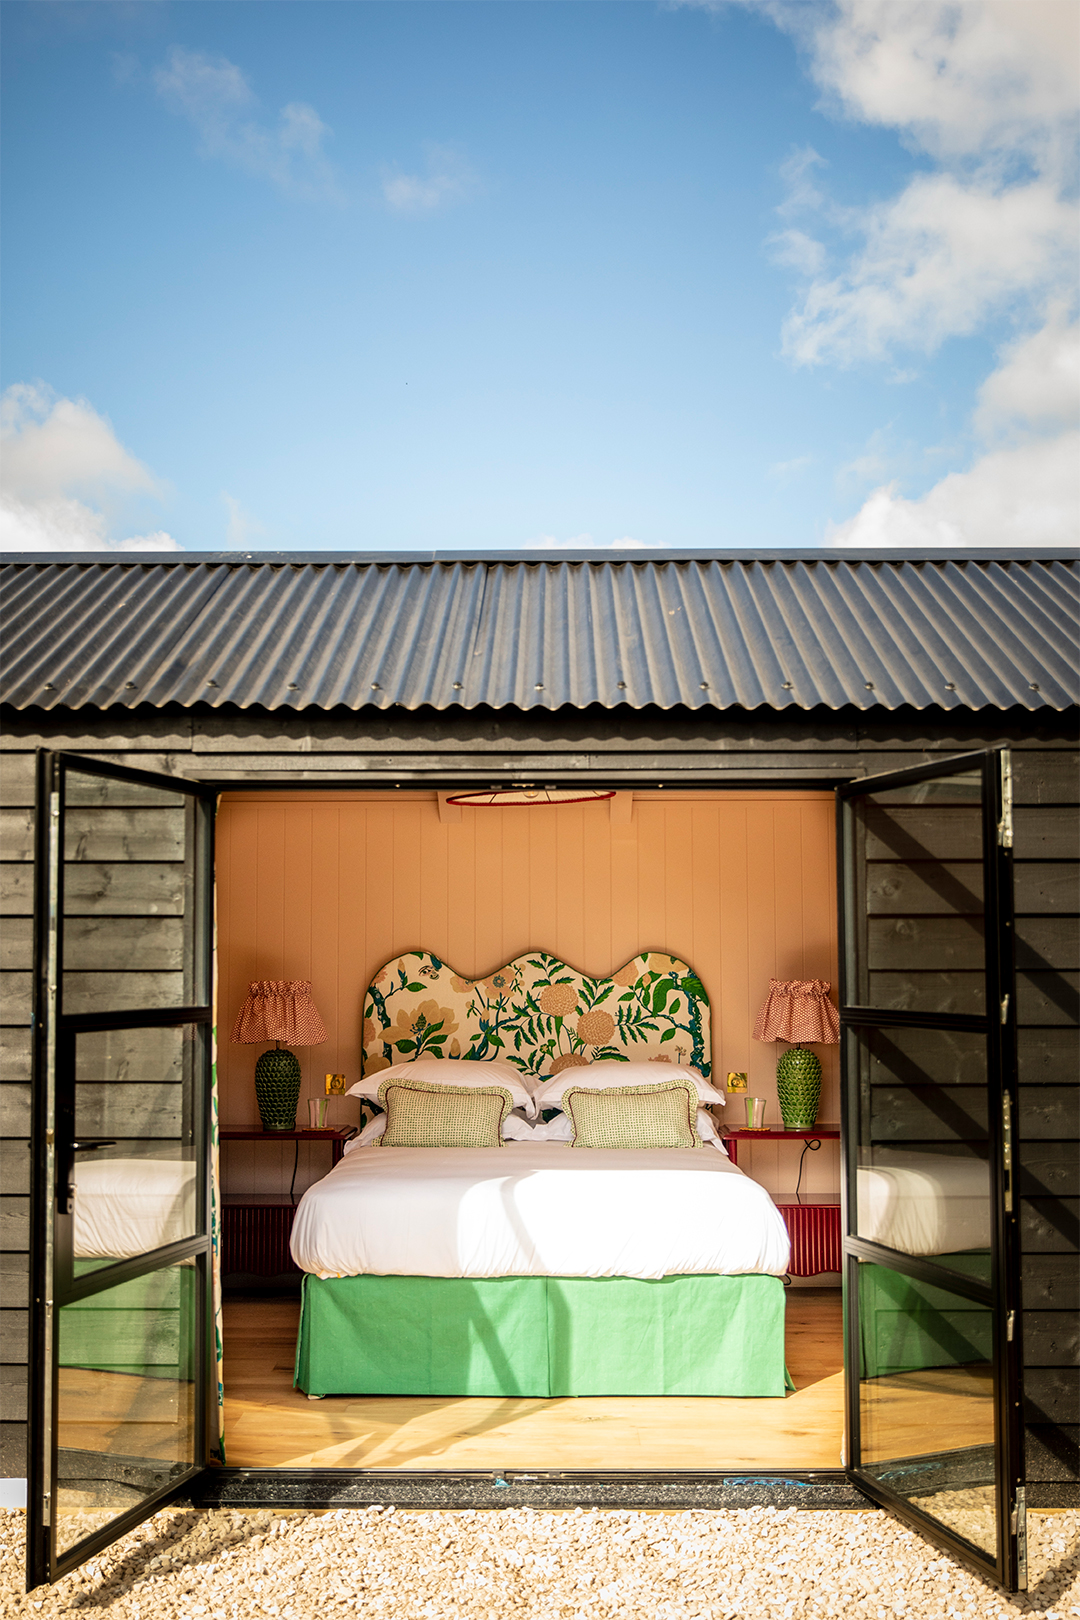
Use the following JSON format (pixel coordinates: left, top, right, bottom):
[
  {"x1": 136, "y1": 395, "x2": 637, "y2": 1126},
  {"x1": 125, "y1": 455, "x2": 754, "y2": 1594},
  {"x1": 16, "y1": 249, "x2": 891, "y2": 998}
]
[
  {"x1": 752, "y1": 979, "x2": 839, "y2": 1045},
  {"x1": 231, "y1": 980, "x2": 327, "y2": 1046}
]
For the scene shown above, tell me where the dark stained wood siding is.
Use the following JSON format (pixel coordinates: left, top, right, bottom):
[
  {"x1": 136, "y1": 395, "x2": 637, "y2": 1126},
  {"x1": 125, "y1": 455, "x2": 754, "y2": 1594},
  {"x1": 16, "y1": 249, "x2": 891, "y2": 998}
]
[
  {"x1": 1, "y1": 702, "x2": 1076, "y2": 1499},
  {"x1": 1012, "y1": 751, "x2": 1080, "y2": 1494}
]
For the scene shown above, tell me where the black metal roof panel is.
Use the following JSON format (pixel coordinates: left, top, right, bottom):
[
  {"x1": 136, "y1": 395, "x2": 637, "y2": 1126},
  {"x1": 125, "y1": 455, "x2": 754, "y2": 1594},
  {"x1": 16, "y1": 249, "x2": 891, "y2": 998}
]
[{"x1": 1, "y1": 553, "x2": 1076, "y2": 713}]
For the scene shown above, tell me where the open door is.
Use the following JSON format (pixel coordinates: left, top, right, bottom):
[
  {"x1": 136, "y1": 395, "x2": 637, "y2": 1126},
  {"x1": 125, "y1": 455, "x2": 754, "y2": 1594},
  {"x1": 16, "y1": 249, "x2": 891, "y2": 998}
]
[
  {"x1": 838, "y1": 749, "x2": 1025, "y2": 1591},
  {"x1": 27, "y1": 752, "x2": 215, "y2": 1589}
]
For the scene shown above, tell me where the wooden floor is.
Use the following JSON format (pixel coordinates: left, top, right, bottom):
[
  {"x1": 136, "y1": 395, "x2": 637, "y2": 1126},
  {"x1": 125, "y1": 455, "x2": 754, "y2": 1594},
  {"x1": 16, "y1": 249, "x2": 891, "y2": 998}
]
[{"x1": 222, "y1": 1289, "x2": 846, "y2": 1471}]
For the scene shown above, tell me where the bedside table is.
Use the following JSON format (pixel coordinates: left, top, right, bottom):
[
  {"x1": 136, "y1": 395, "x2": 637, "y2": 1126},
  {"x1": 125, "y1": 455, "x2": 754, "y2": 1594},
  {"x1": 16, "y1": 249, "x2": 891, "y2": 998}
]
[
  {"x1": 722, "y1": 1126, "x2": 842, "y2": 1277},
  {"x1": 721, "y1": 1123, "x2": 839, "y2": 1166},
  {"x1": 220, "y1": 1124, "x2": 354, "y2": 1281}
]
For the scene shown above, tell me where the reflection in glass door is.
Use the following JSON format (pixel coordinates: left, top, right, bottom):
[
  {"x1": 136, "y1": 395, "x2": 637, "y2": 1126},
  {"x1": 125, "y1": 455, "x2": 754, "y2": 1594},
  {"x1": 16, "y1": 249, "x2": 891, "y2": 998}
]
[
  {"x1": 838, "y1": 751, "x2": 1025, "y2": 1591},
  {"x1": 29, "y1": 754, "x2": 215, "y2": 1588}
]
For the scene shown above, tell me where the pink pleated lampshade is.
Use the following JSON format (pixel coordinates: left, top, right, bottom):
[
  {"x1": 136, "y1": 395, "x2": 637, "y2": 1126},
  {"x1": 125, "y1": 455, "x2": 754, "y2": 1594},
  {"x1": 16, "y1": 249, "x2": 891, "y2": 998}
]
[
  {"x1": 231, "y1": 980, "x2": 327, "y2": 1046},
  {"x1": 752, "y1": 979, "x2": 840, "y2": 1045}
]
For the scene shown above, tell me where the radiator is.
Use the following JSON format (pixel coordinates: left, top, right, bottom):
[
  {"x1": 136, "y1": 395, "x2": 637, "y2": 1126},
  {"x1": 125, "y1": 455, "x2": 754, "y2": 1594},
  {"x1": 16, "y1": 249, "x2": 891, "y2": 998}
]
[
  {"x1": 222, "y1": 1202, "x2": 300, "y2": 1277},
  {"x1": 776, "y1": 1201, "x2": 842, "y2": 1276}
]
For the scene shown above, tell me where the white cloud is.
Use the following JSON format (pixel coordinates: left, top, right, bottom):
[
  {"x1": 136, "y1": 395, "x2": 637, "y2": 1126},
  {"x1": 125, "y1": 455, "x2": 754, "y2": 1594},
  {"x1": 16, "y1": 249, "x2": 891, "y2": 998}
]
[
  {"x1": 382, "y1": 146, "x2": 477, "y2": 215},
  {"x1": 769, "y1": 454, "x2": 812, "y2": 482},
  {"x1": 832, "y1": 309, "x2": 1080, "y2": 546},
  {"x1": 746, "y1": 2, "x2": 1080, "y2": 368},
  {"x1": 792, "y1": 0, "x2": 1079, "y2": 171},
  {"x1": 723, "y1": 0, "x2": 1080, "y2": 546},
  {"x1": 782, "y1": 173, "x2": 1075, "y2": 367},
  {"x1": 828, "y1": 429, "x2": 1079, "y2": 548},
  {"x1": 1, "y1": 383, "x2": 160, "y2": 503},
  {"x1": 0, "y1": 385, "x2": 181, "y2": 553},
  {"x1": 223, "y1": 492, "x2": 264, "y2": 548},
  {"x1": 975, "y1": 307, "x2": 1080, "y2": 437},
  {"x1": 154, "y1": 46, "x2": 340, "y2": 200},
  {"x1": 767, "y1": 228, "x2": 826, "y2": 278}
]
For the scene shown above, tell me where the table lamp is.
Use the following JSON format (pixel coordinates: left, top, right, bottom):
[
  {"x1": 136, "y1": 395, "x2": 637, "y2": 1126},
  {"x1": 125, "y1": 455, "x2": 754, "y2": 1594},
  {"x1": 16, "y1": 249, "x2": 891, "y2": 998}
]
[
  {"x1": 232, "y1": 980, "x2": 327, "y2": 1131},
  {"x1": 752, "y1": 979, "x2": 839, "y2": 1130}
]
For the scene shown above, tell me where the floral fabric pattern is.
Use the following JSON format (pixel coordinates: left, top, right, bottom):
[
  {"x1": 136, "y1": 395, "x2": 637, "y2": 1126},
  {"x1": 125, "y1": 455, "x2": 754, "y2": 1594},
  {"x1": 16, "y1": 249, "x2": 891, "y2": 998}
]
[{"x1": 361, "y1": 950, "x2": 712, "y2": 1080}]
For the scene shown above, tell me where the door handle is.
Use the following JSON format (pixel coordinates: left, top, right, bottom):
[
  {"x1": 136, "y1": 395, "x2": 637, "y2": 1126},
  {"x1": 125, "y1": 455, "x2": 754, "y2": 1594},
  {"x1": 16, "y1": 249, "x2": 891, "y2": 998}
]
[{"x1": 58, "y1": 1141, "x2": 118, "y2": 1214}]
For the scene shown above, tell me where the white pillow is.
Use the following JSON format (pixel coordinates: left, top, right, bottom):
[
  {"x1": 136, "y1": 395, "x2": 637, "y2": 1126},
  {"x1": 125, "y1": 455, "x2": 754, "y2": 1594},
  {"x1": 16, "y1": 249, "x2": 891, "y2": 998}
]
[
  {"x1": 501, "y1": 1109, "x2": 537, "y2": 1141},
  {"x1": 536, "y1": 1104, "x2": 728, "y2": 1151},
  {"x1": 342, "y1": 1115, "x2": 385, "y2": 1154},
  {"x1": 534, "y1": 1060, "x2": 725, "y2": 1114},
  {"x1": 346, "y1": 1058, "x2": 538, "y2": 1119},
  {"x1": 531, "y1": 1111, "x2": 574, "y2": 1142},
  {"x1": 342, "y1": 1105, "x2": 534, "y2": 1149}
]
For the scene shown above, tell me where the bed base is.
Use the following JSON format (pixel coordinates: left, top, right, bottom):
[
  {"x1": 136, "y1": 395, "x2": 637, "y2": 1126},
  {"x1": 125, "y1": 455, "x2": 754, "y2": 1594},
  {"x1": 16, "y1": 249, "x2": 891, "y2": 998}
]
[{"x1": 294, "y1": 1271, "x2": 790, "y2": 1398}]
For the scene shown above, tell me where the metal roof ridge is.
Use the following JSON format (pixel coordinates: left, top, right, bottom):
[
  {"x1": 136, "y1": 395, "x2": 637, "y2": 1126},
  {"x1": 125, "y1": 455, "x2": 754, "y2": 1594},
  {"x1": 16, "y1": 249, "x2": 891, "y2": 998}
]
[{"x1": 2, "y1": 547, "x2": 1078, "y2": 566}]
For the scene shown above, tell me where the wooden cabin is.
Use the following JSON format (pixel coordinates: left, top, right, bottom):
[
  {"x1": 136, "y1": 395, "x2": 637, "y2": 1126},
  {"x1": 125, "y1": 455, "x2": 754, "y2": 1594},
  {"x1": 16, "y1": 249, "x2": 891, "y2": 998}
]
[{"x1": 0, "y1": 546, "x2": 1076, "y2": 1593}]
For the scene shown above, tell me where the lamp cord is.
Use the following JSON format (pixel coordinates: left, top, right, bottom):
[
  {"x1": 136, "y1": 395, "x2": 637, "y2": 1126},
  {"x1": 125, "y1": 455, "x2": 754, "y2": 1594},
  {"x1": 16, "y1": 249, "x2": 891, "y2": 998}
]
[
  {"x1": 794, "y1": 1137, "x2": 821, "y2": 1202},
  {"x1": 289, "y1": 1138, "x2": 300, "y2": 1206}
]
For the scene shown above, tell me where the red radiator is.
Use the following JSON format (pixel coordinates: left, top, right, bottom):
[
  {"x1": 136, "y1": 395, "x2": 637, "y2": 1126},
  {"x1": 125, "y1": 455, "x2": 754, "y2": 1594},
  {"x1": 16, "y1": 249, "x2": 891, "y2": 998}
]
[
  {"x1": 222, "y1": 1202, "x2": 300, "y2": 1277},
  {"x1": 776, "y1": 1200, "x2": 842, "y2": 1276}
]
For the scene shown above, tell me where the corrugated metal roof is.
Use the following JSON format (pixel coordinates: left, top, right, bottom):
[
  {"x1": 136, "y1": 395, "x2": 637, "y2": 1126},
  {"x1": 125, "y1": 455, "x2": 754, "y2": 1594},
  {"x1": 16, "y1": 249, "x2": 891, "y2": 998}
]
[{"x1": 1, "y1": 553, "x2": 1076, "y2": 713}]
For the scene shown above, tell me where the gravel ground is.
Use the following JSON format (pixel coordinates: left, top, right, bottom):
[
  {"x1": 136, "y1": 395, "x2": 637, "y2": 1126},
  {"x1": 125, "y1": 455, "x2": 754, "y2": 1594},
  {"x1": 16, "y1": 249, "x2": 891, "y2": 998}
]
[{"x1": 1, "y1": 1504, "x2": 1077, "y2": 1619}]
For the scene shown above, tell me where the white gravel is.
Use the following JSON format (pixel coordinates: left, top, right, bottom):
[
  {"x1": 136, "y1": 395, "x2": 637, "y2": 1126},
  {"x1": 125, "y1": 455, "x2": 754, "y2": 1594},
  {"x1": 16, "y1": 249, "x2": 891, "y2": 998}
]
[{"x1": 1, "y1": 1503, "x2": 1077, "y2": 1619}]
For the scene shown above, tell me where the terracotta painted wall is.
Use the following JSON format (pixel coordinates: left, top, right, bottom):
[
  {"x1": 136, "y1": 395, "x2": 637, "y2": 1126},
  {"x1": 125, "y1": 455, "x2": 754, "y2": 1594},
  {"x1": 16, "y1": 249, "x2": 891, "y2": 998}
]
[{"x1": 216, "y1": 789, "x2": 840, "y2": 1200}]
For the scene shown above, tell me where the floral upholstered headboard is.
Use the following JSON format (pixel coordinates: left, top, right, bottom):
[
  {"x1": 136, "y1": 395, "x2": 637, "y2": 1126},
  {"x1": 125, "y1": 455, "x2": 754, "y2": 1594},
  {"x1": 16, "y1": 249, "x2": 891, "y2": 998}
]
[{"x1": 360, "y1": 951, "x2": 711, "y2": 1081}]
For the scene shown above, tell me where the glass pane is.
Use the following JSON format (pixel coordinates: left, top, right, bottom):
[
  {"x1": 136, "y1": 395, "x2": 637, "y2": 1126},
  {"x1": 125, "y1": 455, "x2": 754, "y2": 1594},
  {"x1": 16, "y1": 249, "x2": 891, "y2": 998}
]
[
  {"x1": 62, "y1": 769, "x2": 199, "y2": 1016},
  {"x1": 848, "y1": 768, "x2": 985, "y2": 1015},
  {"x1": 859, "y1": 1263, "x2": 997, "y2": 1557},
  {"x1": 55, "y1": 1264, "x2": 197, "y2": 1555},
  {"x1": 851, "y1": 1025, "x2": 990, "y2": 1267},
  {"x1": 73, "y1": 1026, "x2": 203, "y2": 1262}
]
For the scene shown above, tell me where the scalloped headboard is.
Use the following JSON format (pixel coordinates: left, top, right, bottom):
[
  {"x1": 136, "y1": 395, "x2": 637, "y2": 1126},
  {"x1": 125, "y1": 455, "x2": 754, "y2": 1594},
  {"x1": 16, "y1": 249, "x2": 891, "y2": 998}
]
[{"x1": 361, "y1": 950, "x2": 711, "y2": 1081}]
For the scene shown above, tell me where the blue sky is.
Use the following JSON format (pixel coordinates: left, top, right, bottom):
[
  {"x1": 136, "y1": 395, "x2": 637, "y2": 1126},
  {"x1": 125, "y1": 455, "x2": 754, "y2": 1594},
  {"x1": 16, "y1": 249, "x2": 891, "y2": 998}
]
[{"x1": 1, "y1": 0, "x2": 1076, "y2": 553}]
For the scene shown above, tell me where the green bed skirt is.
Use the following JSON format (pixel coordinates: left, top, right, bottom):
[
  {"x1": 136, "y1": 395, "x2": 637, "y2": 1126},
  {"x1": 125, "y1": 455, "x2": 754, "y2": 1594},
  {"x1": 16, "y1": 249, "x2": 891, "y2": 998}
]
[
  {"x1": 859, "y1": 1253, "x2": 992, "y2": 1380},
  {"x1": 61, "y1": 1264, "x2": 197, "y2": 1382},
  {"x1": 295, "y1": 1272, "x2": 791, "y2": 1398}
]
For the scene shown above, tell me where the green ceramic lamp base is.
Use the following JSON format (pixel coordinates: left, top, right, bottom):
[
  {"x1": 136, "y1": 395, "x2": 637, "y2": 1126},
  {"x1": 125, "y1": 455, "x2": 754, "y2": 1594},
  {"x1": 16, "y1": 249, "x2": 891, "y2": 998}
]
[
  {"x1": 254, "y1": 1046, "x2": 302, "y2": 1131},
  {"x1": 775, "y1": 1044, "x2": 822, "y2": 1131}
]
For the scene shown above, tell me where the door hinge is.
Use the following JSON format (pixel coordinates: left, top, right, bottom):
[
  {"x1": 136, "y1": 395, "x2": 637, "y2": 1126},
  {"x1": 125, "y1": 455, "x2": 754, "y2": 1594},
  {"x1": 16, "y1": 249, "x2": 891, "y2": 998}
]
[
  {"x1": 42, "y1": 1490, "x2": 51, "y2": 1527},
  {"x1": 1012, "y1": 1486, "x2": 1028, "y2": 1589},
  {"x1": 1000, "y1": 993, "x2": 1010, "y2": 1025},
  {"x1": 1006, "y1": 1310, "x2": 1015, "y2": 1341},
  {"x1": 998, "y1": 753, "x2": 1013, "y2": 848},
  {"x1": 1003, "y1": 1093, "x2": 1014, "y2": 1213}
]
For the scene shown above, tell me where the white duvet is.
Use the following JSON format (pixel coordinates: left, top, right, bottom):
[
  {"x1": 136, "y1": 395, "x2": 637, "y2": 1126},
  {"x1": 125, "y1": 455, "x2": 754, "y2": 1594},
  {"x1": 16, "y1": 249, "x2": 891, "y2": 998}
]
[
  {"x1": 289, "y1": 1142, "x2": 791, "y2": 1280},
  {"x1": 73, "y1": 1157, "x2": 197, "y2": 1261},
  {"x1": 856, "y1": 1150, "x2": 990, "y2": 1256}
]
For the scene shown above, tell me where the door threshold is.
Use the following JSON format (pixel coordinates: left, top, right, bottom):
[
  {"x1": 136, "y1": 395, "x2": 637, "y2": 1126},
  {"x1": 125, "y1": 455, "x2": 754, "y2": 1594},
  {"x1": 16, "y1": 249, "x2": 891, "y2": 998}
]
[{"x1": 188, "y1": 1467, "x2": 871, "y2": 1512}]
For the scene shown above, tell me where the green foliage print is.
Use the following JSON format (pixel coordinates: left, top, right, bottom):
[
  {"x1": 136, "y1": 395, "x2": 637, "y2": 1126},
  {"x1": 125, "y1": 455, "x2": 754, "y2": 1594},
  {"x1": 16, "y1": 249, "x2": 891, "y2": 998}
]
[{"x1": 360, "y1": 949, "x2": 711, "y2": 1080}]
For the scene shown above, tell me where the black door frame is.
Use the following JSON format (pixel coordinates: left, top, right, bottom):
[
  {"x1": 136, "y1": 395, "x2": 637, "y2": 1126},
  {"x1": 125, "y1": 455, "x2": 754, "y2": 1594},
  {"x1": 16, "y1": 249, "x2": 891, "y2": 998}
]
[
  {"x1": 27, "y1": 751, "x2": 218, "y2": 1589},
  {"x1": 836, "y1": 747, "x2": 1025, "y2": 1592}
]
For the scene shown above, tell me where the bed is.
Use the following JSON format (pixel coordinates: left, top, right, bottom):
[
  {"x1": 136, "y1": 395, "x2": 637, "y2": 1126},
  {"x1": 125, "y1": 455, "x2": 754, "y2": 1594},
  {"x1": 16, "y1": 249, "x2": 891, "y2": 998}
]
[
  {"x1": 855, "y1": 1150, "x2": 992, "y2": 1379},
  {"x1": 291, "y1": 949, "x2": 794, "y2": 1399}
]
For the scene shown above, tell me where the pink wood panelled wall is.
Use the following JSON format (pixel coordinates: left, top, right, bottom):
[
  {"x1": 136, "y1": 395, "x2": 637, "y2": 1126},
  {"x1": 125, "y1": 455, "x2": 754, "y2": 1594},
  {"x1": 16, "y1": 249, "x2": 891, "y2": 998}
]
[{"x1": 216, "y1": 789, "x2": 839, "y2": 1199}]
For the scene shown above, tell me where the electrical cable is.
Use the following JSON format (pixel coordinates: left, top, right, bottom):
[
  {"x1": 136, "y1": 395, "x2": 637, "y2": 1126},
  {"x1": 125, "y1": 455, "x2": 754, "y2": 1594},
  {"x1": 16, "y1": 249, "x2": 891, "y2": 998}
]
[{"x1": 794, "y1": 1136, "x2": 821, "y2": 1202}]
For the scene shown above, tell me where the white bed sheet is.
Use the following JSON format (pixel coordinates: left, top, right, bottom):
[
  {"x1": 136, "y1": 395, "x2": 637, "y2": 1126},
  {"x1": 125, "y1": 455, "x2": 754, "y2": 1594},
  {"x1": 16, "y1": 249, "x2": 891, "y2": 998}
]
[
  {"x1": 289, "y1": 1142, "x2": 791, "y2": 1280},
  {"x1": 856, "y1": 1151, "x2": 990, "y2": 1256},
  {"x1": 73, "y1": 1157, "x2": 197, "y2": 1261}
]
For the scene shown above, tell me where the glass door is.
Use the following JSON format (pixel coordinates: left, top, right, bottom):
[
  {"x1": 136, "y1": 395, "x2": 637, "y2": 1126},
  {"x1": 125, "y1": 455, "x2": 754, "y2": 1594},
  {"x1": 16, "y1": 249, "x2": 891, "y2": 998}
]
[
  {"x1": 28, "y1": 752, "x2": 215, "y2": 1589},
  {"x1": 838, "y1": 749, "x2": 1025, "y2": 1591}
]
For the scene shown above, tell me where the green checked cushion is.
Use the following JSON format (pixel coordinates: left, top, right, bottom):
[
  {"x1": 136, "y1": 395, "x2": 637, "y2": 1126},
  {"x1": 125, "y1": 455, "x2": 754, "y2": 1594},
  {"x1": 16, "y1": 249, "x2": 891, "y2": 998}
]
[
  {"x1": 377, "y1": 1077, "x2": 513, "y2": 1148},
  {"x1": 563, "y1": 1079, "x2": 702, "y2": 1150}
]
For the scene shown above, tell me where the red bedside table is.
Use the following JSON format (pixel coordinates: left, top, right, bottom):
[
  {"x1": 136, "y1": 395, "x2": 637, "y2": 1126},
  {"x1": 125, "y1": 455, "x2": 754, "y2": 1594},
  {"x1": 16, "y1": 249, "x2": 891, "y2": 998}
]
[
  {"x1": 723, "y1": 1125, "x2": 842, "y2": 1277},
  {"x1": 220, "y1": 1124, "x2": 354, "y2": 1280}
]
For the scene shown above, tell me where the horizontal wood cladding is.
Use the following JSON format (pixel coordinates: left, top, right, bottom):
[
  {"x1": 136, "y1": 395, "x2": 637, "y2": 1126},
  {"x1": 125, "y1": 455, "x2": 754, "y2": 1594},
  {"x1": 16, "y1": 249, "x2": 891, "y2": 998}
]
[{"x1": 1021, "y1": 1198, "x2": 1078, "y2": 1252}]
